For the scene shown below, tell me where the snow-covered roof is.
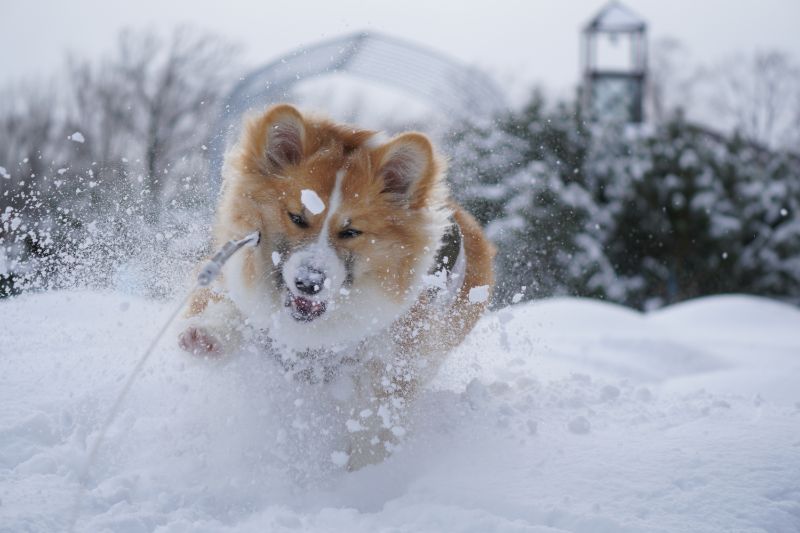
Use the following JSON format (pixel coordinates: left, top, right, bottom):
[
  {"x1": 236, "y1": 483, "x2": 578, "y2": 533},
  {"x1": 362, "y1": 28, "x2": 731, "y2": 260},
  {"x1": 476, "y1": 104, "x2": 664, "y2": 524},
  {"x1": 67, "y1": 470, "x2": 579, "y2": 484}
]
[{"x1": 585, "y1": 1, "x2": 646, "y2": 33}]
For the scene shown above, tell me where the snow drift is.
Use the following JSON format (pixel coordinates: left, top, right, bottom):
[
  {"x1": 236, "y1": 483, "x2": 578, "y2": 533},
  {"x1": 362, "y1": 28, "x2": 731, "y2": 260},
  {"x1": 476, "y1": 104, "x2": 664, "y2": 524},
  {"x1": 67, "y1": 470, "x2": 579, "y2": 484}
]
[{"x1": 1, "y1": 291, "x2": 799, "y2": 532}]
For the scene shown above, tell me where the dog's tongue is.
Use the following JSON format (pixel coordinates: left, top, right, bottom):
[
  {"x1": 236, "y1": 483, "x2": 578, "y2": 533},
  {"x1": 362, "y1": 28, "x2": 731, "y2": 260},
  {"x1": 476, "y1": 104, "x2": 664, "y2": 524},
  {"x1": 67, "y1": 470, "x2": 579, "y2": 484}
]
[{"x1": 292, "y1": 295, "x2": 326, "y2": 320}]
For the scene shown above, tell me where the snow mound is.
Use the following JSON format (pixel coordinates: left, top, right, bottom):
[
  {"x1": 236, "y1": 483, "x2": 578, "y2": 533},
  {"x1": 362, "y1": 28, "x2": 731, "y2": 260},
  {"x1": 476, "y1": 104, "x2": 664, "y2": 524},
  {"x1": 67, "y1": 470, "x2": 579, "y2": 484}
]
[
  {"x1": 649, "y1": 293, "x2": 800, "y2": 337},
  {"x1": 1, "y1": 291, "x2": 799, "y2": 532}
]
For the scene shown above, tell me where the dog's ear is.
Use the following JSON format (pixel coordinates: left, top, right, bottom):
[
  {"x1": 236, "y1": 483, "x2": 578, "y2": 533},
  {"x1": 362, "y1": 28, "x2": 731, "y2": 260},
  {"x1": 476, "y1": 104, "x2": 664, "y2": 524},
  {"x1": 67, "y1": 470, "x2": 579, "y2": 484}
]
[
  {"x1": 261, "y1": 104, "x2": 305, "y2": 170},
  {"x1": 373, "y1": 132, "x2": 439, "y2": 208}
]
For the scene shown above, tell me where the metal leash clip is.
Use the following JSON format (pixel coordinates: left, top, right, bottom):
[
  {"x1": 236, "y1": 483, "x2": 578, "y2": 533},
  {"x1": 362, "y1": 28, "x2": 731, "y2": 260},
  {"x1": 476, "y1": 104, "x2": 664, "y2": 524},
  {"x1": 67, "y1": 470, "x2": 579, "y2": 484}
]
[{"x1": 197, "y1": 231, "x2": 261, "y2": 287}]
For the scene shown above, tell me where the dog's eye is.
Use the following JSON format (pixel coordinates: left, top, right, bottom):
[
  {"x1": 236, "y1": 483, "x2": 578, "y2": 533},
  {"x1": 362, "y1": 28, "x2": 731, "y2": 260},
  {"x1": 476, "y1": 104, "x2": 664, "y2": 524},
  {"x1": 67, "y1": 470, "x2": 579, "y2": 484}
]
[
  {"x1": 338, "y1": 228, "x2": 362, "y2": 239},
  {"x1": 288, "y1": 212, "x2": 308, "y2": 228}
]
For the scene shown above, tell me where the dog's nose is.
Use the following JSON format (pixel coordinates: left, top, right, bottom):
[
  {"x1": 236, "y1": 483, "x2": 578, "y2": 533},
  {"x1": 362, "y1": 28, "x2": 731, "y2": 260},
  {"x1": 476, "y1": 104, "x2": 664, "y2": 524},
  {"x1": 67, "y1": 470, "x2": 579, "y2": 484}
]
[{"x1": 295, "y1": 266, "x2": 325, "y2": 295}]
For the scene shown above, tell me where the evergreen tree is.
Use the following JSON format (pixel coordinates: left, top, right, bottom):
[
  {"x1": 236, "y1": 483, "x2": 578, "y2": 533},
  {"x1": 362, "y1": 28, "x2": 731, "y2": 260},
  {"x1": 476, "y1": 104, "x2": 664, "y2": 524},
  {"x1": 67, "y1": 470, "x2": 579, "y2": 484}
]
[{"x1": 447, "y1": 93, "x2": 800, "y2": 309}]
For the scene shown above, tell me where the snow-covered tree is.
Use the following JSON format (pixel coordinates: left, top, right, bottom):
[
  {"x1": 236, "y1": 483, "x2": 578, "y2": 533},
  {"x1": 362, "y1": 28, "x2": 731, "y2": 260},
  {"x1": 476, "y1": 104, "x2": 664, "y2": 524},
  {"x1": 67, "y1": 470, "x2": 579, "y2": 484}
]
[
  {"x1": 602, "y1": 117, "x2": 800, "y2": 308},
  {"x1": 0, "y1": 27, "x2": 239, "y2": 297},
  {"x1": 447, "y1": 91, "x2": 800, "y2": 309},
  {"x1": 447, "y1": 93, "x2": 612, "y2": 305}
]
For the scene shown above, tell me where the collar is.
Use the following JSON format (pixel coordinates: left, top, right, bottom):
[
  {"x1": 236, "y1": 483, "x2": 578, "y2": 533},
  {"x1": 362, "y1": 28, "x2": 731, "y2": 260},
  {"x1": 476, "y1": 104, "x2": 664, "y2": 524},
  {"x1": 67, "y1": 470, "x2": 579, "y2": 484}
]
[{"x1": 424, "y1": 217, "x2": 466, "y2": 304}]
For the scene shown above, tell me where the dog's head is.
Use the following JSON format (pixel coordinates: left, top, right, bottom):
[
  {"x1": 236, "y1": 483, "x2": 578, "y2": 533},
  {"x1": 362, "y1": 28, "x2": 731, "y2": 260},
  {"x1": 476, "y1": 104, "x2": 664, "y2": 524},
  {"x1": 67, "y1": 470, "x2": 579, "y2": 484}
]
[{"x1": 217, "y1": 104, "x2": 451, "y2": 350}]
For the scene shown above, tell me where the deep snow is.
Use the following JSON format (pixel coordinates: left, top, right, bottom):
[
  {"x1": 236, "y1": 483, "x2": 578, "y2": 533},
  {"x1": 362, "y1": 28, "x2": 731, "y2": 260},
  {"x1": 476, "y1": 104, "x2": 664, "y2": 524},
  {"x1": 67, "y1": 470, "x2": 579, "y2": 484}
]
[{"x1": 1, "y1": 291, "x2": 799, "y2": 532}]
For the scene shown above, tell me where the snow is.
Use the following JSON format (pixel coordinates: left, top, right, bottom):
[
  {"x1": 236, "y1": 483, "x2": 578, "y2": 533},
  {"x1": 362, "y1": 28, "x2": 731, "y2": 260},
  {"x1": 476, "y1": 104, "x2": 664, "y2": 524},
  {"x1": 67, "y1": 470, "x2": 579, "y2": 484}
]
[
  {"x1": 0, "y1": 166, "x2": 9, "y2": 179},
  {"x1": 301, "y1": 189, "x2": 325, "y2": 215},
  {"x1": 1, "y1": 291, "x2": 799, "y2": 532},
  {"x1": 422, "y1": 269, "x2": 448, "y2": 290},
  {"x1": 468, "y1": 284, "x2": 490, "y2": 303},
  {"x1": 330, "y1": 451, "x2": 350, "y2": 468},
  {"x1": 68, "y1": 132, "x2": 85, "y2": 143}
]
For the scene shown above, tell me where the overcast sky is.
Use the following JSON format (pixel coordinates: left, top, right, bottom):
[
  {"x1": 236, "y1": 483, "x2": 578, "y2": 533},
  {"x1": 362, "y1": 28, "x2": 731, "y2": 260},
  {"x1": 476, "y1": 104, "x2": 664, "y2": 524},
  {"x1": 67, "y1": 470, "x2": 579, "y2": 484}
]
[{"x1": 2, "y1": 0, "x2": 799, "y2": 101}]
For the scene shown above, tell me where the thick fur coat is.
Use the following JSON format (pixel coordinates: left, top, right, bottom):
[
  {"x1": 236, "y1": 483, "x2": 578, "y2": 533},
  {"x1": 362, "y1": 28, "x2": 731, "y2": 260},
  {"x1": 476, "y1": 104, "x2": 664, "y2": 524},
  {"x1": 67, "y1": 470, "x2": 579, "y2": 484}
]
[{"x1": 179, "y1": 104, "x2": 495, "y2": 468}]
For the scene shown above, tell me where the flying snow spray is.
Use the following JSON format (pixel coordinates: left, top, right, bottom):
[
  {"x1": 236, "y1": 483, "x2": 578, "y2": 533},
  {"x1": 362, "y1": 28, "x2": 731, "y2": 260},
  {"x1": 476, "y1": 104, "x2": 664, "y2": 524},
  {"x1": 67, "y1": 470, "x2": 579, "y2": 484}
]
[{"x1": 67, "y1": 231, "x2": 261, "y2": 532}]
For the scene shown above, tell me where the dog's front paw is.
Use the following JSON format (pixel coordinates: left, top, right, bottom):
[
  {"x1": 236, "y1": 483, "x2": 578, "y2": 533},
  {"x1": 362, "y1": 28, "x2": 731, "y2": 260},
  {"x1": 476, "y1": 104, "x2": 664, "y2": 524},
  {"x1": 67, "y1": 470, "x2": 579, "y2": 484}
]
[{"x1": 178, "y1": 326, "x2": 222, "y2": 356}]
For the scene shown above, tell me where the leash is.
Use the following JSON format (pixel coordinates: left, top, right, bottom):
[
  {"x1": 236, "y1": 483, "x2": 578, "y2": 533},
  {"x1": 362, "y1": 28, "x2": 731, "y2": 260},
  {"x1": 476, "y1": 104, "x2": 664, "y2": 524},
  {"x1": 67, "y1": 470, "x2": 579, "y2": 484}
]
[{"x1": 67, "y1": 231, "x2": 260, "y2": 532}]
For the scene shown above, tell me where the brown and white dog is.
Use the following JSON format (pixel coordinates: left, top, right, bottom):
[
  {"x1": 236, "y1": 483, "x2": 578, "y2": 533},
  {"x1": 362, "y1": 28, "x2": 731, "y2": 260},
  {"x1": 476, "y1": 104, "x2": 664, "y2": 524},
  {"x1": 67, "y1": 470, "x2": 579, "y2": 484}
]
[{"x1": 178, "y1": 104, "x2": 494, "y2": 469}]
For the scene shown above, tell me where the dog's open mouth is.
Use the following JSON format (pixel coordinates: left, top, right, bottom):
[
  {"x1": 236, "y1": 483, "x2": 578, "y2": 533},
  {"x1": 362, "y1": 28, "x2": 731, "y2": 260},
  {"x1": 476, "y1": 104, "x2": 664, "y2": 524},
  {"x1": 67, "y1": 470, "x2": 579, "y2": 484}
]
[{"x1": 286, "y1": 293, "x2": 327, "y2": 322}]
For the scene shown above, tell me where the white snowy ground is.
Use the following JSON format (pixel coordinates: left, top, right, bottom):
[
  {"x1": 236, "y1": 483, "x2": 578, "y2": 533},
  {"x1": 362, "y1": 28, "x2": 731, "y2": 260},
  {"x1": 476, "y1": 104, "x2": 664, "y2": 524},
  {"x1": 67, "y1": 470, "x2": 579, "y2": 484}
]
[{"x1": 1, "y1": 291, "x2": 799, "y2": 533}]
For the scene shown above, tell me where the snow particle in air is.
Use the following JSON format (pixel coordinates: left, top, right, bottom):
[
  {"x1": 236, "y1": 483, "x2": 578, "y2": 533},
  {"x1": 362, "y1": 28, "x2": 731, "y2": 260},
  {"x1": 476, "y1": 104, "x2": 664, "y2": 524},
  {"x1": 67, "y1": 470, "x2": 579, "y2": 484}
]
[
  {"x1": 68, "y1": 132, "x2": 85, "y2": 143},
  {"x1": 271, "y1": 251, "x2": 281, "y2": 267},
  {"x1": 300, "y1": 189, "x2": 325, "y2": 215},
  {"x1": 468, "y1": 285, "x2": 490, "y2": 304},
  {"x1": 345, "y1": 419, "x2": 363, "y2": 432},
  {"x1": 330, "y1": 451, "x2": 349, "y2": 467}
]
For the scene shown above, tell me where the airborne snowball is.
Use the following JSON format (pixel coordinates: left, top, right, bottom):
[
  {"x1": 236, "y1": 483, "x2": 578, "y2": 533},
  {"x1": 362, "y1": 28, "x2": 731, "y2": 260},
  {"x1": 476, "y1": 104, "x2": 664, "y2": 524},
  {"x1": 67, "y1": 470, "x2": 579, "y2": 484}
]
[
  {"x1": 330, "y1": 451, "x2": 349, "y2": 467},
  {"x1": 468, "y1": 285, "x2": 490, "y2": 304},
  {"x1": 300, "y1": 189, "x2": 325, "y2": 215},
  {"x1": 68, "y1": 132, "x2": 85, "y2": 143},
  {"x1": 345, "y1": 419, "x2": 363, "y2": 433}
]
